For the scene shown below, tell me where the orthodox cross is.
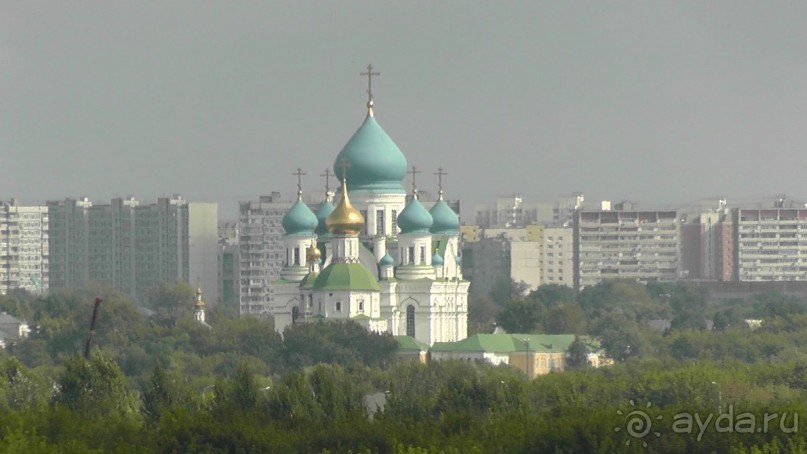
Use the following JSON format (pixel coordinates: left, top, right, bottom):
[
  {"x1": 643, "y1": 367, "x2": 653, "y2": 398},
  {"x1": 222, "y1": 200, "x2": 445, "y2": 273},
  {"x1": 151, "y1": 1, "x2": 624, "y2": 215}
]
[
  {"x1": 434, "y1": 167, "x2": 448, "y2": 192},
  {"x1": 293, "y1": 168, "x2": 306, "y2": 195},
  {"x1": 408, "y1": 166, "x2": 421, "y2": 195},
  {"x1": 360, "y1": 64, "x2": 380, "y2": 101},
  {"x1": 337, "y1": 159, "x2": 351, "y2": 182},
  {"x1": 320, "y1": 168, "x2": 333, "y2": 194}
]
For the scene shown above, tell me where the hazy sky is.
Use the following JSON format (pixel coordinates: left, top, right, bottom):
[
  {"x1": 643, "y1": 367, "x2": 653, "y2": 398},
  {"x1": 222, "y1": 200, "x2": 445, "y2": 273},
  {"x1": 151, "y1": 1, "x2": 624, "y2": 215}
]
[{"x1": 2, "y1": 2, "x2": 806, "y2": 220}]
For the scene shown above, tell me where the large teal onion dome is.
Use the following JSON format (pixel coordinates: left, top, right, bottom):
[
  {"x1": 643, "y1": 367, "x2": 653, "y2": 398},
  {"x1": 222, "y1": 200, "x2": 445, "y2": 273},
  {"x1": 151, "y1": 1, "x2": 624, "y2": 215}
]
[
  {"x1": 333, "y1": 110, "x2": 407, "y2": 193},
  {"x1": 431, "y1": 252, "x2": 444, "y2": 266},
  {"x1": 314, "y1": 200, "x2": 335, "y2": 236},
  {"x1": 282, "y1": 196, "x2": 318, "y2": 236},
  {"x1": 429, "y1": 197, "x2": 460, "y2": 235},
  {"x1": 379, "y1": 253, "x2": 395, "y2": 267},
  {"x1": 398, "y1": 196, "x2": 433, "y2": 234}
]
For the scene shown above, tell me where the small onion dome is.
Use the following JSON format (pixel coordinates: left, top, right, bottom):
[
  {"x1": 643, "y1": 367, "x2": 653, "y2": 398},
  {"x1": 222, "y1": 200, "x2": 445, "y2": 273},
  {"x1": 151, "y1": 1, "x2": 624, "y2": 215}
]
[
  {"x1": 325, "y1": 180, "x2": 364, "y2": 235},
  {"x1": 379, "y1": 253, "x2": 395, "y2": 267},
  {"x1": 397, "y1": 197, "x2": 433, "y2": 234},
  {"x1": 194, "y1": 288, "x2": 205, "y2": 308},
  {"x1": 314, "y1": 200, "x2": 336, "y2": 236},
  {"x1": 306, "y1": 242, "x2": 321, "y2": 261},
  {"x1": 431, "y1": 252, "x2": 444, "y2": 266},
  {"x1": 429, "y1": 198, "x2": 460, "y2": 235},
  {"x1": 282, "y1": 198, "x2": 318, "y2": 236}
]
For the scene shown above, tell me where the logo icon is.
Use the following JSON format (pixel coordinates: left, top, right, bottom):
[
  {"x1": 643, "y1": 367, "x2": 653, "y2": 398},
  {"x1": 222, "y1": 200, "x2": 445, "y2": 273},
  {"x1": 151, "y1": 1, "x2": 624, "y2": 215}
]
[{"x1": 614, "y1": 400, "x2": 663, "y2": 447}]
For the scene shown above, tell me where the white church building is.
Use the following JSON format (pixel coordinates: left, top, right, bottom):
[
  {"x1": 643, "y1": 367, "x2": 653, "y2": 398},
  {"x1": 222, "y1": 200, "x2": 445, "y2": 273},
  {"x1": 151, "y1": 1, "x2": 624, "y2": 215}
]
[{"x1": 269, "y1": 84, "x2": 469, "y2": 346}]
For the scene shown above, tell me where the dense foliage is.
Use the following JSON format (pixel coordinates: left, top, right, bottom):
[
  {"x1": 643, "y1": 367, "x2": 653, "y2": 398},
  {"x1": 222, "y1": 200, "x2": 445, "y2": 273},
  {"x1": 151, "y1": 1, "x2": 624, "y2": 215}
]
[{"x1": 2, "y1": 281, "x2": 807, "y2": 452}]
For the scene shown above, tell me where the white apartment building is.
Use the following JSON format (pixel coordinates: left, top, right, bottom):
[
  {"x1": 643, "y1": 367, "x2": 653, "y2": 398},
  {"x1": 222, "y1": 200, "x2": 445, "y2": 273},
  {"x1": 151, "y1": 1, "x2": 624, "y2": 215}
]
[
  {"x1": 538, "y1": 225, "x2": 574, "y2": 287},
  {"x1": 238, "y1": 193, "x2": 301, "y2": 315},
  {"x1": 0, "y1": 200, "x2": 48, "y2": 295},
  {"x1": 733, "y1": 208, "x2": 807, "y2": 281},
  {"x1": 574, "y1": 205, "x2": 681, "y2": 289}
]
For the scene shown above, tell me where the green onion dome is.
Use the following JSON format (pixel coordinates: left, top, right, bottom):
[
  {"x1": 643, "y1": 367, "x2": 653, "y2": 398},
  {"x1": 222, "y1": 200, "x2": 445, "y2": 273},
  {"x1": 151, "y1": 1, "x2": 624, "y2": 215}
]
[
  {"x1": 379, "y1": 253, "x2": 395, "y2": 267},
  {"x1": 282, "y1": 196, "x2": 318, "y2": 236},
  {"x1": 398, "y1": 196, "x2": 433, "y2": 234},
  {"x1": 333, "y1": 107, "x2": 407, "y2": 193},
  {"x1": 429, "y1": 197, "x2": 460, "y2": 235},
  {"x1": 315, "y1": 200, "x2": 335, "y2": 236},
  {"x1": 431, "y1": 252, "x2": 444, "y2": 266}
]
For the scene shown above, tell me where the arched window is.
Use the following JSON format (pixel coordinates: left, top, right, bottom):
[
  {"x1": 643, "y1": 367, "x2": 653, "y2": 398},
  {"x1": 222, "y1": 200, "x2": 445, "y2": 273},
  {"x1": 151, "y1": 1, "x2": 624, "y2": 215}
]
[{"x1": 406, "y1": 305, "x2": 415, "y2": 337}]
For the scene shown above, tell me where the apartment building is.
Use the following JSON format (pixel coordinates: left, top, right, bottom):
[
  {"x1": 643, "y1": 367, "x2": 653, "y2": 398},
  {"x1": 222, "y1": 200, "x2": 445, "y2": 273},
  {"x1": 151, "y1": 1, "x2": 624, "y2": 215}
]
[
  {"x1": 47, "y1": 196, "x2": 218, "y2": 304},
  {"x1": 732, "y1": 208, "x2": 807, "y2": 281},
  {"x1": 0, "y1": 200, "x2": 48, "y2": 295},
  {"x1": 574, "y1": 204, "x2": 681, "y2": 289}
]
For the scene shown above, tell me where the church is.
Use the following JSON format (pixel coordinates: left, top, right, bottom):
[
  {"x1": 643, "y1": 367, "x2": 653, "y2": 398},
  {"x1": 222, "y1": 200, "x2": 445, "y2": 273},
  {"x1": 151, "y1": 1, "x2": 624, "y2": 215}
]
[{"x1": 269, "y1": 69, "x2": 469, "y2": 346}]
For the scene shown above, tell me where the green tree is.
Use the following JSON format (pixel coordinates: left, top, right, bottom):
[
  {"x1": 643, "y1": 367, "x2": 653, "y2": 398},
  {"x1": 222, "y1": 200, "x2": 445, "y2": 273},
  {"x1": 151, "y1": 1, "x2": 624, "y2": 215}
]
[
  {"x1": 495, "y1": 299, "x2": 543, "y2": 333},
  {"x1": 542, "y1": 304, "x2": 586, "y2": 334},
  {"x1": 528, "y1": 284, "x2": 576, "y2": 307},
  {"x1": 52, "y1": 353, "x2": 136, "y2": 417}
]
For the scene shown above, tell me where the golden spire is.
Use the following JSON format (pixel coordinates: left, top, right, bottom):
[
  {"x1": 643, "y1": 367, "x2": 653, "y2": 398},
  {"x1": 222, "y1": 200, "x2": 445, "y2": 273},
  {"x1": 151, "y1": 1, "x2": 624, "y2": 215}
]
[
  {"x1": 306, "y1": 237, "x2": 322, "y2": 262},
  {"x1": 195, "y1": 287, "x2": 205, "y2": 308},
  {"x1": 325, "y1": 178, "x2": 364, "y2": 235}
]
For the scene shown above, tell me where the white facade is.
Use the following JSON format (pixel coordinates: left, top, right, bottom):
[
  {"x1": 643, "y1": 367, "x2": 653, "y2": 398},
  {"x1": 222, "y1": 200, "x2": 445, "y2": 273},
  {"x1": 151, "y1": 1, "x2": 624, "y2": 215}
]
[
  {"x1": 574, "y1": 208, "x2": 681, "y2": 289},
  {"x1": 0, "y1": 201, "x2": 48, "y2": 295},
  {"x1": 540, "y1": 225, "x2": 574, "y2": 287}
]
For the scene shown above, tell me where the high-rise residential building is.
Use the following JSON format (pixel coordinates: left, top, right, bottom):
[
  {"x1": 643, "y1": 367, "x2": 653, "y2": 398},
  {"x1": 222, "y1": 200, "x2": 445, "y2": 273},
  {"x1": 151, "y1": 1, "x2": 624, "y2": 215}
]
[
  {"x1": 574, "y1": 204, "x2": 681, "y2": 289},
  {"x1": 47, "y1": 196, "x2": 218, "y2": 304},
  {"x1": 732, "y1": 207, "x2": 807, "y2": 282},
  {"x1": 237, "y1": 193, "x2": 297, "y2": 315},
  {"x1": 0, "y1": 200, "x2": 49, "y2": 295},
  {"x1": 534, "y1": 224, "x2": 574, "y2": 287}
]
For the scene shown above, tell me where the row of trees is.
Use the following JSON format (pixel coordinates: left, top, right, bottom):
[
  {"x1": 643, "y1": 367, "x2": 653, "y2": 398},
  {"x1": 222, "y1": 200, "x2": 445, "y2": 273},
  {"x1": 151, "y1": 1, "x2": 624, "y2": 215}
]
[{"x1": 2, "y1": 281, "x2": 807, "y2": 451}]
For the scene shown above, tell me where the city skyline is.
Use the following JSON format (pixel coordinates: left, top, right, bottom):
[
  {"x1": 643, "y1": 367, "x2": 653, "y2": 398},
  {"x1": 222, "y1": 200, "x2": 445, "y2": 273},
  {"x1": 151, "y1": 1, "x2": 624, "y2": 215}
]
[{"x1": 2, "y1": 2, "x2": 806, "y2": 220}]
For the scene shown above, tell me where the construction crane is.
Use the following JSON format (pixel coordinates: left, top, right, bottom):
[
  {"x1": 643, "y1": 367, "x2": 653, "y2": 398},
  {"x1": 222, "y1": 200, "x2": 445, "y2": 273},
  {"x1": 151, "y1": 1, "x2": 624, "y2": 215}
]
[{"x1": 83, "y1": 298, "x2": 103, "y2": 360}]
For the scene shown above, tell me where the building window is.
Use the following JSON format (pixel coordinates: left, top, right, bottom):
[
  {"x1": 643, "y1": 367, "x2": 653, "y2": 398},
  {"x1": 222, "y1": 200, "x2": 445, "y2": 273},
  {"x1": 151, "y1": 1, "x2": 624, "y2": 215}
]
[
  {"x1": 307, "y1": 295, "x2": 313, "y2": 308},
  {"x1": 420, "y1": 246, "x2": 427, "y2": 264},
  {"x1": 336, "y1": 301, "x2": 342, "y2": 312},
  {"x1": 376, "y1": 210, "x2": 384, "y2": 236},
  {"x1": 391, "y1": 210, "x2": 398, "y2": 233},
  {"x1": 361, "y1": 210, "x2": 367, "y2": 232},
  {"x1": 408, "y1": 246, "x2": 415, "y2": 265},
  {"x1": 406, "y1": 305, "x2": 415, "y2": 337},
  {"x1": 293, "y1": 247, "x2": 300, "y2": 266},
  {"x1": 358, "y1": 300, "x2": 364, "y2": 312}
]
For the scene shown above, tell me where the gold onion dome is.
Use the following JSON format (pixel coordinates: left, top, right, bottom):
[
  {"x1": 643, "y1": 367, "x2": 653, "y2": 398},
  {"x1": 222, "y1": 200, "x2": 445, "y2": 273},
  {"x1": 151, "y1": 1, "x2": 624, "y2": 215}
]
[
  {"x1": 306, "y1": 241, "x2": 322, "y2": 261},
  {"x1": 195, "y1": 288, "x2": 205, "y2": 308},
  {"x1": 325, "y1": 180, "x2": 364, "y2": 235}
]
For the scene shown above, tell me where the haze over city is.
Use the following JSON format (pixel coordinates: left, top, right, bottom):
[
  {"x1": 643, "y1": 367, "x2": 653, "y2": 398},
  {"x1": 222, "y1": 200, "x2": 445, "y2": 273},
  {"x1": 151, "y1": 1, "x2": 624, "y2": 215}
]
[{"x1": 2, "y1": 2, "x2": 806, "y2": 220}]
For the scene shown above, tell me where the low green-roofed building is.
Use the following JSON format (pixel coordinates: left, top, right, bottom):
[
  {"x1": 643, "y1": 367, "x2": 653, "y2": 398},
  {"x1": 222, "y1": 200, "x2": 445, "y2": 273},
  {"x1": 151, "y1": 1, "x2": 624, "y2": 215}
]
[{"x1": 312, "y1": 263, "x2": 380, "y2": 291}]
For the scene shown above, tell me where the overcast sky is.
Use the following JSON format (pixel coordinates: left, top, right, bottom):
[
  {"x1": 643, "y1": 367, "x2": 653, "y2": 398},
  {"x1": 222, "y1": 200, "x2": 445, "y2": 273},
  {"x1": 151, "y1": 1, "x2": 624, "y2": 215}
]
[{"x1": 2, "y1": 2, "x2": 806, "y2": 220}]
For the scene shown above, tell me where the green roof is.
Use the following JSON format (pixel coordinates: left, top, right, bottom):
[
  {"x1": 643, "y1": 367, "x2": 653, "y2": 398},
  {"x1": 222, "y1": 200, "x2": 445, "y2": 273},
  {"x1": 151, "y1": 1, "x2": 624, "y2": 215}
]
[
  {"x1": 430, "y1": 334, "x2": 576, "y2": 354},
  {"x1": 299, "y1": 272, "x2": 319, "y2": 289},
  {"x1": 394, "y1": 335, "x2": 430, "y2": 352},
  {"x1": 312, "y1": 262, "x2": 380, "y2": 291},
  {"x1": 351, "y1": 314, "x2": 371, "y2": 321}
]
